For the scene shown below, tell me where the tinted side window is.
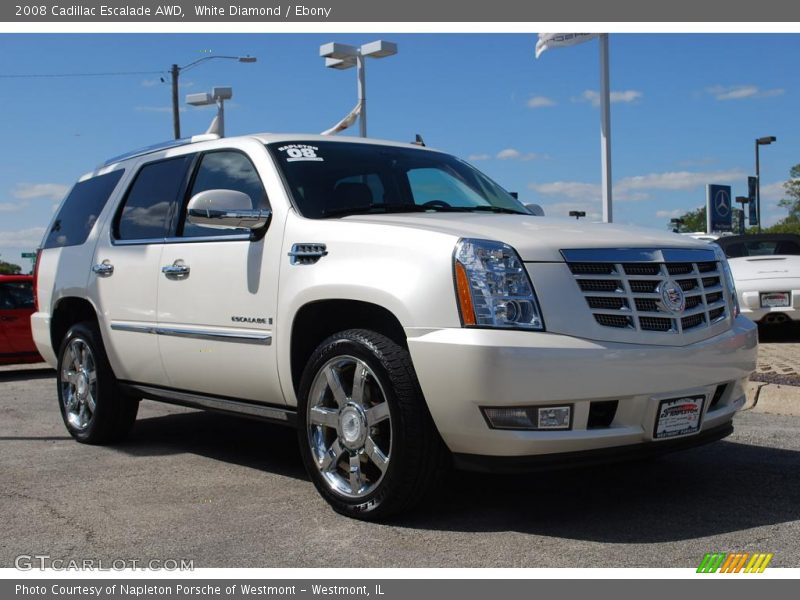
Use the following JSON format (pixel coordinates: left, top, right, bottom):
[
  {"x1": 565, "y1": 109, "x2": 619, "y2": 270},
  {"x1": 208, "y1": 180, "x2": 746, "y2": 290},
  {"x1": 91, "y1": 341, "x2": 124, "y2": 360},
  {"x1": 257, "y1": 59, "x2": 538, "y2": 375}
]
[
  {"x1": 181, "y1": 151, "x2": 269, "y2": 238},
  {"x1": 0, "y1": 282, "x2": 34, "y2": 310},
  {"x1": 116, "y1": 156, "x2": 194, "y2": 241},
  {"x1": 43, "y1": 170, "x2": 124, "y2": 249}
]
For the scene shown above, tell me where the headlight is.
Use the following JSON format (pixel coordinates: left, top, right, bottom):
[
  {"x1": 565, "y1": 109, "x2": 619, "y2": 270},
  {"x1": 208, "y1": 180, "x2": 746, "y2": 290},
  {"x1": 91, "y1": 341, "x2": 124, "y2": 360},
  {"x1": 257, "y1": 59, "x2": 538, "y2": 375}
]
[
  {"x1": 453, "y1": 238, "x2": 544, "y2": 330},
  {"x1": 714, "y1": 245, "x2": 740, "y2": 317}
]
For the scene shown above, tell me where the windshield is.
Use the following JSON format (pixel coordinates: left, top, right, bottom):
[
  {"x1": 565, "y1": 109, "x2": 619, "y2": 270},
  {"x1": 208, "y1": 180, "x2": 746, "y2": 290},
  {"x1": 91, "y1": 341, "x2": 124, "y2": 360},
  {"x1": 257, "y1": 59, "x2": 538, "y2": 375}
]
[{"x1": 267, "y1": 141, "x2": 529, "y2": 219}]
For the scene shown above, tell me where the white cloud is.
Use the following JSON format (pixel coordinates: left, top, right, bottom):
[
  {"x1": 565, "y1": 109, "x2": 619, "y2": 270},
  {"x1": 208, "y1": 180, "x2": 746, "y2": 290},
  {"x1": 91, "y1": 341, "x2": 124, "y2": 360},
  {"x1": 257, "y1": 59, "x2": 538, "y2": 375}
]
[
  {"x1": 0, "y1": 227, "x2": 46, "y2": 248},
  {"x1": 656, "y1": 209, "x2": 685, "y2": 219},
  {"x1": 527, "y1": 95, "x2": 556, "y2": 109},
  {"x1": 496, "y1": 148, "x2": 543, "y2": 161},
  {"x1": 617, "y1": 169, "x2": 744, "y2": 193},
  {"x1": 529, "y1": 169, "x2": 746, "y2": 204},
  {"x1": 0, "y1": 202, "x2": 26, "y2": 212},
  {"x1": 529, "y1": 181, "x2": 600, "y2": 200},
  {"x1": 579, "y1": 89, "x2": 643, "y2": 107},
  {"x1": 467, "y1": 153, "x2": 491, "y2": 161},
  {"x1": 706, "y1": 85, "x2": 785, "y2": 101},
  {"x1": 759, "y1": 181, "x2": 786, "y2": 201},
  {"x1": 12, "y1": 183, "x2": 69, "y2": 201},
  {"x1": 141, "y1": 78, "x2": 162, "y2": 87}
]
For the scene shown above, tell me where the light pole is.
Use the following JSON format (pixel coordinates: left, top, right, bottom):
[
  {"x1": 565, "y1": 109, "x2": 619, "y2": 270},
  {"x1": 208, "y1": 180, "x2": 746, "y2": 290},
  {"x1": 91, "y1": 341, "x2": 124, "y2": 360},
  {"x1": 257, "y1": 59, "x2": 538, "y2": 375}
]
[
  {"x1": 755, "y1": 136, "x2": 777, "y2": 234},
  {"x1": 169, "y1": 55, "x2": 256, "y2": 139},
  {"x1": 569, "y1": 211, "x2": 586, "y2": 220},
  {"x1": 735, "y1": 196, "x2": 750, "y2": 235},
  {"x1": 320, "y1": 40, "x2": 397, "y2": 138},
  {"x1": 670, "y1": 217, "x2": 685, "y2": 233}
]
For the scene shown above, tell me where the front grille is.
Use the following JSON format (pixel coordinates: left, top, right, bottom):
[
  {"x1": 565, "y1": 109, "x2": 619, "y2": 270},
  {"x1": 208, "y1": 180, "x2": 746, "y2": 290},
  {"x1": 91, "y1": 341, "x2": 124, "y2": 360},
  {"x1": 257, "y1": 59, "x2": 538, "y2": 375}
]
[{"x1": 563, "y1": 248, "x2": 730, "y2": 335}]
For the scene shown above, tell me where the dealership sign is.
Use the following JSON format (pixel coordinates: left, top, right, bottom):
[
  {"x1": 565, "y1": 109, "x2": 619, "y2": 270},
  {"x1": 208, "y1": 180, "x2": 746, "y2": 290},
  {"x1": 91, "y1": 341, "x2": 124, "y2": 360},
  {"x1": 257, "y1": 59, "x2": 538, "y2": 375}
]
[{"x1": 706, "y1": 184, "x2": 732, "y2": 233}]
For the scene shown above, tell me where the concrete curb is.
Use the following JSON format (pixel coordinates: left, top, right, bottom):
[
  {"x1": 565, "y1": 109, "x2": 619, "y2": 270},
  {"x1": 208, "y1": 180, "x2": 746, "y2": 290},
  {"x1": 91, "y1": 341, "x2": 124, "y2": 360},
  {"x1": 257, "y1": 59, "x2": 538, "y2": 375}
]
[{"x1": 745, "y1": 380, "x2": 800, "y2": 416}]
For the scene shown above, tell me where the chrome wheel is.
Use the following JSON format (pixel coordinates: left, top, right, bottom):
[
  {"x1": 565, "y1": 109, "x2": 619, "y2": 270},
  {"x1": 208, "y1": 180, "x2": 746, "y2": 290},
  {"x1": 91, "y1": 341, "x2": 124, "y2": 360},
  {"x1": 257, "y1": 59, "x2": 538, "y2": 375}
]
[
  {"x1": 307, "y1": 355, "x2": 392, "y2": 499},
  {"x1": 60, "y1": 338, "x2": 97, "y2": 431}
]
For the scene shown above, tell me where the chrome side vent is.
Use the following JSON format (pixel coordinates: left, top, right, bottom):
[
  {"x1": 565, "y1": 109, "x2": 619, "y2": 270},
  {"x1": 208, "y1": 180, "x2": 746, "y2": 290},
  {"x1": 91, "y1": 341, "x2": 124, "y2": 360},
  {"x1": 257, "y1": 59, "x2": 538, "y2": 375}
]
[{"x1": 288, "y1": 243, "x2": 328, "y2": 265}]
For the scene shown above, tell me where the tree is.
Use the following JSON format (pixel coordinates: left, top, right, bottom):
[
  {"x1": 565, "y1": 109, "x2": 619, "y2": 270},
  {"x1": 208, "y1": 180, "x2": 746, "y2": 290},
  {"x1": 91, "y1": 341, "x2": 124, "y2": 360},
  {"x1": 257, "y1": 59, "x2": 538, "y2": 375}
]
[
  {"x1": 668, "y1": 206, "x2": 706, "y2": 233},
  {"x1": 0, "y1": 259, "x2": 22, "y2": 275},
  {"x1": 771, "y1": 164, "x2": 800, "y2": 231}
]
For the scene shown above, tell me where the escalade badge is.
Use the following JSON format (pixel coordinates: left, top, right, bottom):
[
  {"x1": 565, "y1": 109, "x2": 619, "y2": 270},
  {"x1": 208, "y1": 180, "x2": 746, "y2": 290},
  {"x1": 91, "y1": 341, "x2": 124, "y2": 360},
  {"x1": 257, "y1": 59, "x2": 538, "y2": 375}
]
[{"x1": 657, "y1": 279, "x2": 686, "y2": 314}]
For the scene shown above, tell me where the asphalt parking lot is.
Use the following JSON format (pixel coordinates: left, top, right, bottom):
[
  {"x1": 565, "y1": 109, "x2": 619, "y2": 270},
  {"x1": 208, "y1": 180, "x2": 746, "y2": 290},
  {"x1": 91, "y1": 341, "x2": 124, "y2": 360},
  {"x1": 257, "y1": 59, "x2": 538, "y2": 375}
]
[{"x1": 2, "y1": 355, "x2": 800, "y2": 569}]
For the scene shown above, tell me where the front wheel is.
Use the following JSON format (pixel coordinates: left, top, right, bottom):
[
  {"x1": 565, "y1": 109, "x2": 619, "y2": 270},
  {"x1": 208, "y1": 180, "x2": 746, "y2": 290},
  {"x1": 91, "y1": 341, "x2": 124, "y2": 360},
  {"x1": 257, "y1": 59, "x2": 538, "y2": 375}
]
[
  {"x1": 297, "y1": 329, "x2": 448, "y2": 520},
  {"x1": 57, "y1": 321, "x2": 139, "y2": 444}
]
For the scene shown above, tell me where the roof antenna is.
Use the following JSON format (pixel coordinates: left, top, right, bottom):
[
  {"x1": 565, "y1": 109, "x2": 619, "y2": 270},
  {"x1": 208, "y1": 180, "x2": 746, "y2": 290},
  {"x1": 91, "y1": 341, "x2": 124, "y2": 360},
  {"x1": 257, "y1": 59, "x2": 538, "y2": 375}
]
[
  {"x1": 186, "y1": 86, "x2": 232, "y2": 140},
  {"x1": 413, "y1": 133, "x2": 426, "y2": 146}
]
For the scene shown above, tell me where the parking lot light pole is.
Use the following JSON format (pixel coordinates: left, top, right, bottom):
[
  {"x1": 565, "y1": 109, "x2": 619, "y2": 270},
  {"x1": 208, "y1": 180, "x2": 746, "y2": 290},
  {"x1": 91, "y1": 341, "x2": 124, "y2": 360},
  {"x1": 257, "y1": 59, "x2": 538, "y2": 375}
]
[
  {"x1": 735, "y1": 196, "x2": 750, "y2": 235},
  {"x1": 320, "y1": 40, "x2": 398, "y2": 138},
  {"x1": 170, "y1": 55, "x2": 256, "y2": 139},
  {"x1": 755, "y1": 136, "x2": 777, "y2": 234}
]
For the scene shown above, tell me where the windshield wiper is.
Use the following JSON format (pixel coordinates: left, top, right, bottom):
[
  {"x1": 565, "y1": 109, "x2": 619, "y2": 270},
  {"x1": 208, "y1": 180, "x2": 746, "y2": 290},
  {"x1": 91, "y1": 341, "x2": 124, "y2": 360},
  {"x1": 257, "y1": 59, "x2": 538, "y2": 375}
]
[{"x1": 322, "y1": 203, "x2": 429, "y2": 218}]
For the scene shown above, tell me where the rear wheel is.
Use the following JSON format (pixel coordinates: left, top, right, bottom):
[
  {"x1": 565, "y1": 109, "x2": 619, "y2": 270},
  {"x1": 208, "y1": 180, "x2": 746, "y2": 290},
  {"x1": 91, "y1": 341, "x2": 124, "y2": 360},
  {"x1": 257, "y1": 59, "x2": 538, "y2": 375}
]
[
  {"x1": 57, "y1": 321, "x2": 139, "y2": 444},
  {"x1": 297, "y1": 329, "x2": 448, "y2": 520}
]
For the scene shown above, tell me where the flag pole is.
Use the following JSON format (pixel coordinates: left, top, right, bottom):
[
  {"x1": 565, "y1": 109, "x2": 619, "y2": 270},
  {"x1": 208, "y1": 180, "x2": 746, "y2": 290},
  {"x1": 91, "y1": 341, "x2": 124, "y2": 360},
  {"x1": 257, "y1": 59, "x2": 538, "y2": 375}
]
[{"x1": 599, "y1": 33, "x2": 613, "y2": 223}]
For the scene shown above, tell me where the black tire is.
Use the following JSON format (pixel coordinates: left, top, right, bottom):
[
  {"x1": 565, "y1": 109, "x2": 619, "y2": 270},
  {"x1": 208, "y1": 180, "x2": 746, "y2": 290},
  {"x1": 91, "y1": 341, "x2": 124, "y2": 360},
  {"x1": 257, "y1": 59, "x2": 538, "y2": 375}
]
[
  {"x1": 56, "y1": 321, "x2": 139, "y2": 444},
  {"x1": 297, "y1": 329, "x2": 449, "y2": 520}
]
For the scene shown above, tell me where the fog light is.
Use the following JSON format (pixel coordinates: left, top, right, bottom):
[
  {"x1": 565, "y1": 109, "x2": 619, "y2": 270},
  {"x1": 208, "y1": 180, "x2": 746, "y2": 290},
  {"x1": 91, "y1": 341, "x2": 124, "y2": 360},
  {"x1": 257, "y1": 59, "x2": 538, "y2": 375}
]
[
  {"x1": 537, "y1": 406, "x2": 571, "y2": 430},
  {"x1": 482, "y1": 406, "x2": 572, "y2": 430}
]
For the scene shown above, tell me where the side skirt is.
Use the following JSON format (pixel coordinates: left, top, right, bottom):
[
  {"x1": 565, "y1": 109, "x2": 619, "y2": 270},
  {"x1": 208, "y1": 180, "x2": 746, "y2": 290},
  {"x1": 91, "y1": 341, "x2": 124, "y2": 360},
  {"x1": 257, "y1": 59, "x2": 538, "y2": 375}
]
[{"x1": 119, "y1": 381, "x2": 297, "y2": 428}]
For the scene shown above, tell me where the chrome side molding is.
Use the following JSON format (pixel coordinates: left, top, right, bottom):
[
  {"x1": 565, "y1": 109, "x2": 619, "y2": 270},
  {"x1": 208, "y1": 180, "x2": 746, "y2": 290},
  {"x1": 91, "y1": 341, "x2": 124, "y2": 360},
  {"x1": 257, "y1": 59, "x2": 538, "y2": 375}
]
[{"x1": 110, "y1": 322, "x2": 272, "y2": 345}]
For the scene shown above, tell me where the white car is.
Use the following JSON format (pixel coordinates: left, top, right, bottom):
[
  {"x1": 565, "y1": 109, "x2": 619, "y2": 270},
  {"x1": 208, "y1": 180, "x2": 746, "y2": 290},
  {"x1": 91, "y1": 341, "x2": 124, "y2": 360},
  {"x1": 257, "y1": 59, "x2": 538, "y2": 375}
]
[
  {"x1": 716, "y1": 234, "x2": 800, "y2": 326},
  {"x1": 31, "y1": 133, "x2": 757, "y2": 519}
]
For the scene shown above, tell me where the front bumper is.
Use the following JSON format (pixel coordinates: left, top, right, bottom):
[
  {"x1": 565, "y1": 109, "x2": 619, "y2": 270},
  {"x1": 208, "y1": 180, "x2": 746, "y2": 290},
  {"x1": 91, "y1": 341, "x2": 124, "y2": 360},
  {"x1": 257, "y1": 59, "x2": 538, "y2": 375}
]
[{"x1": 407, "y1": 316, "x2": 757, "y2": 460}]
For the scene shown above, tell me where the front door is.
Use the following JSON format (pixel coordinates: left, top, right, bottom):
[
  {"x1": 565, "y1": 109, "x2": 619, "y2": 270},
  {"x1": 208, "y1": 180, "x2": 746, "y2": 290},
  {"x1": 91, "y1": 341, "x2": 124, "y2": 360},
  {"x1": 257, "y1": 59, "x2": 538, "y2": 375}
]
[{"x1": 156, "y1": 148, "x2": 283, "y2": 404}]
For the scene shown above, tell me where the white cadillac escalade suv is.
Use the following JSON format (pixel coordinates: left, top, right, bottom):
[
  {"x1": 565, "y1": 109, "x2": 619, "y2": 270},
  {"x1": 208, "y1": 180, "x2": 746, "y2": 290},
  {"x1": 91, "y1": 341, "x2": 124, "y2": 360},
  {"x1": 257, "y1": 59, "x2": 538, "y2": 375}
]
[{"x1": 32, "y1": 133, "x2": 757, "y2": 519}]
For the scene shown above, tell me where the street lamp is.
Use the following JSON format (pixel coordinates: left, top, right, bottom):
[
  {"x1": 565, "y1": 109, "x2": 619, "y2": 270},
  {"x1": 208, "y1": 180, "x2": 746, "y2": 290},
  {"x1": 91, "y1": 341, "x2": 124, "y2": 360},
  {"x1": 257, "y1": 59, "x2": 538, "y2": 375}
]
[
  {"x1": 169, "y1": 55, "x2": 256, "y2": 139},
  {"x1": 735, "y1": 196, "x2": 750, "y2": 235},
  {"x1": 569, "y1": 210, "x2": 586, "y2": 220},
  {"x1": 186, "y1": 87, "x2": 233, "y2": 138},
  {"x1": 670, "y1": 217, "x2": 685, "y2": 233},
  {"x1": 755, "y1": 136, "x2": 777, "y2": 233},
  {"x1": 320, "y1": 40, "x2": 398, "y2": 137}
]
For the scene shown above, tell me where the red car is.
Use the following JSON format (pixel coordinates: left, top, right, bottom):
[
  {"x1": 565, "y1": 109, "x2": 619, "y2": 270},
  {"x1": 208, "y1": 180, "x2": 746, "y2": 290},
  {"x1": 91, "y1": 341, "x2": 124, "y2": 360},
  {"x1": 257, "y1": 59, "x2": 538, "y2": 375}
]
[{"x1": 0, "y1": 274, "x2": 43, "y2": 366}]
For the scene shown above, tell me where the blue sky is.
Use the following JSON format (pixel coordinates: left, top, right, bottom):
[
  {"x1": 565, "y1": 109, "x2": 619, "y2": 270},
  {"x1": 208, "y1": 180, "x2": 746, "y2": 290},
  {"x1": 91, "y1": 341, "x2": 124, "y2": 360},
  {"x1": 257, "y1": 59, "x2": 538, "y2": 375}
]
[{"x1": 0, "y1": 33, "x2": 798, "y2": 269}]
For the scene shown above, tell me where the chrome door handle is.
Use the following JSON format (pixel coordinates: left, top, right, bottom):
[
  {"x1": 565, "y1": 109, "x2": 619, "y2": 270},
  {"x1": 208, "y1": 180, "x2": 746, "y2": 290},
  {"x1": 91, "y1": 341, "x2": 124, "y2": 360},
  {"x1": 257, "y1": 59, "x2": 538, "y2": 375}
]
[
  {"x1": 162, "y1": 261, "x2": 190, "y2": 280},
  {"x1": 92, "y1": 262, "x2": 114, "y2": 277}
]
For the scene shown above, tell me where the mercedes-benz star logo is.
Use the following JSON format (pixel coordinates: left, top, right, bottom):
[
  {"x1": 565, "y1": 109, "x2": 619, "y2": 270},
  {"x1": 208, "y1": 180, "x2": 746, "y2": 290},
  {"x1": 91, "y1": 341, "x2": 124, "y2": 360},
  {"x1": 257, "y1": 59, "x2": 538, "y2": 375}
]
[
  {"x1": 715, "y1": 190, "x2": 730, "y2": 217},
  {"x1": 657, "y1": 279, "x2": 686, "y2": 314}
]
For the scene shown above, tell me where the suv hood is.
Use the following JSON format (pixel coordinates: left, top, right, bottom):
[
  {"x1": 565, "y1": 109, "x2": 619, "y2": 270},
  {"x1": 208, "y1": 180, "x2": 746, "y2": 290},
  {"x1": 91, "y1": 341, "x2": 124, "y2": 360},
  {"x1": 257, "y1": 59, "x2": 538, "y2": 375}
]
[{"x1": 345, "y1": 213, "x2": 708, "y2": 262}]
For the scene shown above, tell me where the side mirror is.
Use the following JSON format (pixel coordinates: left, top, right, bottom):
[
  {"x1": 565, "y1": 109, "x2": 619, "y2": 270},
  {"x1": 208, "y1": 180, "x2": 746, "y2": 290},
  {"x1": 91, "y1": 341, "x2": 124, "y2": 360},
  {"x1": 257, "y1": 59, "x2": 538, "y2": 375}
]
[
  {"x1": 186, "y1": 189, "x2": 270, "y2": 230},
  {"x1": 525, "y1": 203, "x2": 545, "y2": 216}
]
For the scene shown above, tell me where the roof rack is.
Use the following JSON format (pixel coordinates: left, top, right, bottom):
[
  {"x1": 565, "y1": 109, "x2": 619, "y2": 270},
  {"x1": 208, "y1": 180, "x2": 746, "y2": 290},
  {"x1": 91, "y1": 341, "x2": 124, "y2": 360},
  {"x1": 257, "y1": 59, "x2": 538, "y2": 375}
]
[{"x1": 101, "y1": 138, "x2": 195, "y2": 167}]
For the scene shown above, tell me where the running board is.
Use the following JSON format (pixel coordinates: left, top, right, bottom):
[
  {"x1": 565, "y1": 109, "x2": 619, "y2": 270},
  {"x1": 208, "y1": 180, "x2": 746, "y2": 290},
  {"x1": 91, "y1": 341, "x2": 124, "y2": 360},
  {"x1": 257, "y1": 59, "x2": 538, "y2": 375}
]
[{"x1": 122, "y1": 383, "x2": 296, "y2": 427}]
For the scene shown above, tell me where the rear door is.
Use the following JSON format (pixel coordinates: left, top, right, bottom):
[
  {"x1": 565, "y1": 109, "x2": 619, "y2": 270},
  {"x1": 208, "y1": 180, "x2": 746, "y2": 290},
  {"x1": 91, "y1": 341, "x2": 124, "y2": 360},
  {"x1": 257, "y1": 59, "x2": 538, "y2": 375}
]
[
  {"x1": 90, "y1": 154, "x2": 194, "y2": 386},
  {"x1": 156, "y1": 146, "x2": 282, "y2": 403}
]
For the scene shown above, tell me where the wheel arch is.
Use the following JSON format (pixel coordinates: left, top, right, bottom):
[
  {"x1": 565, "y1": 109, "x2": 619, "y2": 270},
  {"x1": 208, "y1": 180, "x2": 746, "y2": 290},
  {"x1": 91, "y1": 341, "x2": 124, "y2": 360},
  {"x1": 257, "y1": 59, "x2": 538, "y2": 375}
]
[
  {"x1": 288, "y1": 299, "x2": 408, "y2": 397},
  {"x1": 50, "y1": 296, "x2": 101, "y2": 352}
]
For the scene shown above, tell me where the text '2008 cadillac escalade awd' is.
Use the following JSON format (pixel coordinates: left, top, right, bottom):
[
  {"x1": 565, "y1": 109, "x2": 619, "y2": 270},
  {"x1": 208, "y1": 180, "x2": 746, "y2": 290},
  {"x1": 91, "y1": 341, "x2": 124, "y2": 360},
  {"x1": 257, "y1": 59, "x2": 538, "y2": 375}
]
[{"x1": 31, "y1": 133, "x2": 757, "y2": 519}]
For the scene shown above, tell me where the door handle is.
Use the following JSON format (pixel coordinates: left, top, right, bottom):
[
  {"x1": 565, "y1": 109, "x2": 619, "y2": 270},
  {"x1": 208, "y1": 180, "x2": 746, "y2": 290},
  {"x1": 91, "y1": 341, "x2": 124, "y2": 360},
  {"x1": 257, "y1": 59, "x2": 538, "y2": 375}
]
[
  {"x1": 162, "y1": 260, "x2": 190, "y2": 280},
  {"x1": 92, "y1": 262, "x2": 114, "y2": 277}
]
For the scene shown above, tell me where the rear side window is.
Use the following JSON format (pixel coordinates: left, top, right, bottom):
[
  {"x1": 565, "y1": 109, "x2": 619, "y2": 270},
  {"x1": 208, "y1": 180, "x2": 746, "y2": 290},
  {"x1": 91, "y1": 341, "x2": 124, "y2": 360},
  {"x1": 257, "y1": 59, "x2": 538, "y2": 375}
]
[
  {"x1": 43, "y1": 170, "x2": 124, "y2": 249},
  {"x1": 0, "y1": 281, "x2": 34, "y2": 310},
  {"x1": 115, "y1": 155, "x2": 194, "y2": 241}
]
